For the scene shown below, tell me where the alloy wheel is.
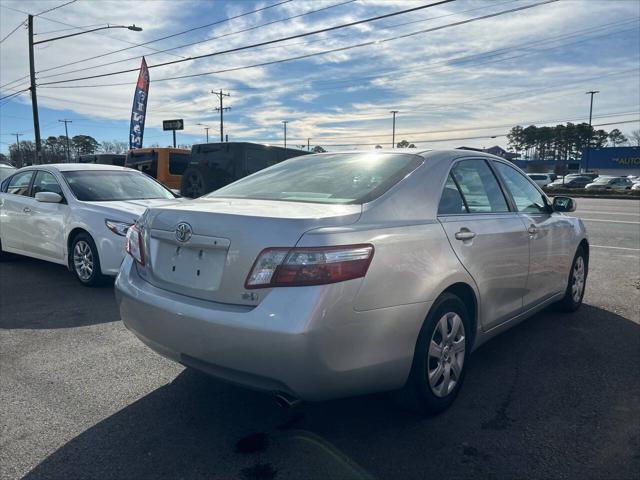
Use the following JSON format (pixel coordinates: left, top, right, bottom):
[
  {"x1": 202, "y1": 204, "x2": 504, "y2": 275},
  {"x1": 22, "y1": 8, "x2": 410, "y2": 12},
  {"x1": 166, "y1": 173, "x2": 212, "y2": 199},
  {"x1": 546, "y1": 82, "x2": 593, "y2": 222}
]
[
  {"x1": 571, "y1": 256, "x2": 585, "y2": 303},
  {"x1": 427, "y1": 312, "x2": 466, "y2": 398},
  {"x1": 73, "y1": 240, "x2": 94, "y2": 282}
]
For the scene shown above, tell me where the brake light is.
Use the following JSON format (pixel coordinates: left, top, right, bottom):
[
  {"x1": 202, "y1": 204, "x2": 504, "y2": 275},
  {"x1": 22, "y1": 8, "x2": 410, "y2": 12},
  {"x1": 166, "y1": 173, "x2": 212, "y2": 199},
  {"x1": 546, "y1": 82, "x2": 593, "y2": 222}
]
[
  {"x1": 245, "y1": 244, "x2": 374, "y2": 289},
  {"x1": 125, "y1": 225, "x2": 145, "y2": 265}
]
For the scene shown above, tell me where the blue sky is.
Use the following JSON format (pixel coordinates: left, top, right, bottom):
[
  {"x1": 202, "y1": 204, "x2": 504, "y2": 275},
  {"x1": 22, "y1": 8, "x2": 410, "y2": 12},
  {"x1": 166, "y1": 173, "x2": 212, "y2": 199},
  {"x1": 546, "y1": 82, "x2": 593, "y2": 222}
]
[{"x1": 0, "y1": 0, "x2": 639, "y2": 155}]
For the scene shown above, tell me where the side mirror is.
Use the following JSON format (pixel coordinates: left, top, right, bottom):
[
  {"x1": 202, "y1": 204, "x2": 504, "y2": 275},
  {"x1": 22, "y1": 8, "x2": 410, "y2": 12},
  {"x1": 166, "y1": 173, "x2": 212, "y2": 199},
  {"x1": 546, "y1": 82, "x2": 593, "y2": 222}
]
[
  {"x1": 552, "y1": 196, "x2": 576, "y2": 213},
  {"x1": 35, "y1": 191, "x2": 63, "y2": 203}
]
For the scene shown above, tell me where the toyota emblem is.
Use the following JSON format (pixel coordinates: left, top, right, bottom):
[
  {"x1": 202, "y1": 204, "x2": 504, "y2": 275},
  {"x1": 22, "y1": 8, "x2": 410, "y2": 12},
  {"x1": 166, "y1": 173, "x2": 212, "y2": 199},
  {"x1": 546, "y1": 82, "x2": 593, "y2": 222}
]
[{"x1": 175, "y1": 222, "x2": 193, "y2": 243}]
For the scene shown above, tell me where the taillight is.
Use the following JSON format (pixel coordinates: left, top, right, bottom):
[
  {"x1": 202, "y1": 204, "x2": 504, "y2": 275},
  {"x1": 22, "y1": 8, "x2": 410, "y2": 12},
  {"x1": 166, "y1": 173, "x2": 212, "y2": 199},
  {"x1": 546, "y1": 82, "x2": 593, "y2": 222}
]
[
  {"x1": 125, "y1": 225, "x2": 145, "y2": 265},
  {"x1": 245, "y1": 244, "x2": 374, "y2": 289}
]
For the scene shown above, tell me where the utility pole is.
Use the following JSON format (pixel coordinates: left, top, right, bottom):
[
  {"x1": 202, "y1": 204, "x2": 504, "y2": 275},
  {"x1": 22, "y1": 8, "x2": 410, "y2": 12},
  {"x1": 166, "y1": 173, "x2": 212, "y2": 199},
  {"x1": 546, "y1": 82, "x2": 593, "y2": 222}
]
[
  {"x1": 584, "y1": 91, "x2": 599, "y2": 172},
  {"x1": 28, "y1": 15, "x2": 42, "y2": 164},
  {"x1": 282, "y1": 121, "x2": 288, "y2": 148},
  {"x1": 307, "y1": 137, "x2": 310, "y2": 151},
  {"x1": 204, "y1": 127, "x2": 210, "y2": 142},
  {"x1": 390, "y1": 110, "x2": 399, "y2": 148},
  {"x1": 11, "y1": 133, "x2": 24, "y2": 168},
  {"x1": 212, "y1": 90, "x2": 230, "y2": 142},
  {"x1": 59, "y1": 119, "x2": 72, "y2": 162}
]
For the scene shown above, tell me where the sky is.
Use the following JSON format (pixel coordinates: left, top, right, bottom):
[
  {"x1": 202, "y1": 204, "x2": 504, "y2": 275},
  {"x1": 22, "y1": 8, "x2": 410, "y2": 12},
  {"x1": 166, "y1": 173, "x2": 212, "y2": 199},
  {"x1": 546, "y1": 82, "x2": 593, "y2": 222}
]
[{"x1": 0, "y1": 0, "x2": 639, "y2": 155}]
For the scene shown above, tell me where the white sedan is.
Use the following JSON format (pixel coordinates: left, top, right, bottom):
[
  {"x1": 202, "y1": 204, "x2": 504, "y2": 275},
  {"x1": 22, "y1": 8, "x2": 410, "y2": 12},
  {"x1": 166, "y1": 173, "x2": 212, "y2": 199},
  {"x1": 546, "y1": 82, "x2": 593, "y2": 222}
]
[{"x1": 0, "y1": 164, "x2": 180, "y2": 285}]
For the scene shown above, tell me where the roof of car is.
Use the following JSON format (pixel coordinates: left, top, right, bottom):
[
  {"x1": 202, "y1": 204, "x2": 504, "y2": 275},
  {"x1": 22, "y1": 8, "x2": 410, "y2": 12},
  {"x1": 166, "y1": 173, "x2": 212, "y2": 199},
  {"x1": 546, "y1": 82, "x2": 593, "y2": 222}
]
[{"x1": 17, "y1": 163, "x2": 132, "y2": 172}]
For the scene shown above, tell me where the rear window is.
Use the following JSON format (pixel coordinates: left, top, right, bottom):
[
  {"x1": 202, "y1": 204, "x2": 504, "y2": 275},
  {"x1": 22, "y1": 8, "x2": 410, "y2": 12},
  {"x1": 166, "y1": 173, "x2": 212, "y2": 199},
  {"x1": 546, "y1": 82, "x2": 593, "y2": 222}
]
[
  {"x1": 208, "y1": 153, "x2": 423, "y2": 204},
  {"x1": 168, "y1": 152, "x2": 190, "y2": 175},
  {"x1": 126, "y1": 151, "x2": 157, "y2": 177}
]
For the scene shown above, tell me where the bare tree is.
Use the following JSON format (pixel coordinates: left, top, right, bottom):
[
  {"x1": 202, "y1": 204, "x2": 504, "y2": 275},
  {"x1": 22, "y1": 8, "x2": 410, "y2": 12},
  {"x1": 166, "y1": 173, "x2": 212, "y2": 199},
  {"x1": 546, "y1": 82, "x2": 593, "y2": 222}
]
[{"x1": 629, "y1": 129, "x2": 640, "y2": 147}]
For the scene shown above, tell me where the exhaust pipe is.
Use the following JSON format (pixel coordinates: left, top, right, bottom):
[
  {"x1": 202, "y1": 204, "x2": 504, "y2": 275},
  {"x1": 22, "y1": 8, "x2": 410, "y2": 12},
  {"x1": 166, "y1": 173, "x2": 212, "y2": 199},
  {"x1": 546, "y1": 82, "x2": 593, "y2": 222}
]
[{"x1": 274, "y1": 391, "x2": 301, "y2": 408}]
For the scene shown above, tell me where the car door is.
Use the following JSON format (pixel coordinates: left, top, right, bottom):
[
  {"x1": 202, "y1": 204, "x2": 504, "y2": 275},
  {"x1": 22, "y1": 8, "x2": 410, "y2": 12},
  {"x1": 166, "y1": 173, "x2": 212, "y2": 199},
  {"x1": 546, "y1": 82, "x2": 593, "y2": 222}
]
[
  {"x1": 438, "y1": 158, "x2": 530, "y2": 331},
  {"x1": 0, "y1": 170, "x2": 36, "y2": 253},
  {"x1": 25, "y1": 170, "x2": 67, "y2": 261},
  {"x1": 492, "y1": 161, "x2": 570, "y2": 308}
]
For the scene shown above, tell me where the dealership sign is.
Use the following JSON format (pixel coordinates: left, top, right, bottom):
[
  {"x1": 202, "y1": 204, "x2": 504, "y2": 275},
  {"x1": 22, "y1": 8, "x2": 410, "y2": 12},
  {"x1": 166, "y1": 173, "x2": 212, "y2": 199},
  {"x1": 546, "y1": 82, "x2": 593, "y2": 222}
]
[{"x1": 163, "y1": 119, "x2": 184, "y2": 131}]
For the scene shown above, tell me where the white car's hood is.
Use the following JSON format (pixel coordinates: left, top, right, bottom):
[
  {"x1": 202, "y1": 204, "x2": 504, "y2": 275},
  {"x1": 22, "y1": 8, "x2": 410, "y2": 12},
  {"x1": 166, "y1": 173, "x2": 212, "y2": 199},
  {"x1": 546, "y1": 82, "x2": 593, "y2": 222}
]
[{"x1": 82, "y1": 198, "x2": 183, "y2": 222}]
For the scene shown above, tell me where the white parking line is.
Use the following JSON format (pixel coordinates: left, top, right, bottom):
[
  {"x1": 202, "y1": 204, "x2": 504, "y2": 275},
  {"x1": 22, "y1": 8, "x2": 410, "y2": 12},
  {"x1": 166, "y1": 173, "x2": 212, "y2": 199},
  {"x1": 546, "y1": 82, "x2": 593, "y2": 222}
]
[
  {"x1": 591, "y1": 245, "x2": 640, "y2": 252},
  {"x1": 577, "y1": 210, "x2": 640, "y2": 216},
  {"x1": 580, "y1": 218, "x2": 640, "y2": 225}
]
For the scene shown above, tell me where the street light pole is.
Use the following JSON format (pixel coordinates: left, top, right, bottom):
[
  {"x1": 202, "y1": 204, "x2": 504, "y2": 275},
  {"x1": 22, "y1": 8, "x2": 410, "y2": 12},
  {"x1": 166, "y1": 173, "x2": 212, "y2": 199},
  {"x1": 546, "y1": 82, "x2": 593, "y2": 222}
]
[
  {"x1": 28, "y1": 20, "x2": 142, "y2": 164},
  {"x1": 59, "y1": 119, "x2": 72, "y2": 162},
  {"x1": 390, "y1": 110, "x2": 399, "y2": 148},
  {"x1": 197, "y1": 123, "x2": 210, "y2": 143},
  {"x1": 282, "y1": 121, "x2": 288, "y2": 148},
  {"x1": 584, "y1": 91, "x2": 599, "y2": 172}
]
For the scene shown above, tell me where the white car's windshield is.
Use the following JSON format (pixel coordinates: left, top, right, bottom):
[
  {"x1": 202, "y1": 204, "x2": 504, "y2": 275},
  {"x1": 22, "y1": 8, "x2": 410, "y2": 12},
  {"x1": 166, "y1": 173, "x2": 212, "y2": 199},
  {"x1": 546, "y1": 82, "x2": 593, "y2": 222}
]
[
  {"x1": 208, "y1": 153, "x2": 423, "y2": 204},
  {"x1": 63, "y1": 170, "x2": 175, "y2": 201}
]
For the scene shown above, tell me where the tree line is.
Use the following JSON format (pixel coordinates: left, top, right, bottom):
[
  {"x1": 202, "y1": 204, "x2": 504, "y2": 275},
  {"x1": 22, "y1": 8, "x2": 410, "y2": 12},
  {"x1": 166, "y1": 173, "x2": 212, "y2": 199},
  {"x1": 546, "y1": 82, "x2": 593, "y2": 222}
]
[
  {"x1": 506, "y1": 123, "x2": 631, "y2": 162},
  {"x1": 5, "y1": 135, "x2": 130, "y2": 167}
]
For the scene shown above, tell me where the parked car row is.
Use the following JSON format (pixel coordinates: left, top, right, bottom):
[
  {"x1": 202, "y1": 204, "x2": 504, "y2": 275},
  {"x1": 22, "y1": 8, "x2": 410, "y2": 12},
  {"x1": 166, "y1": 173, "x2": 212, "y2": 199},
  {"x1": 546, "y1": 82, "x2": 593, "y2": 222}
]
[
  {"x1": 528, "y1": 172, "x2": 638, "y2": 191},
  {"x1": 1, "y1": 149, "x2": 589, "y2": 414}
]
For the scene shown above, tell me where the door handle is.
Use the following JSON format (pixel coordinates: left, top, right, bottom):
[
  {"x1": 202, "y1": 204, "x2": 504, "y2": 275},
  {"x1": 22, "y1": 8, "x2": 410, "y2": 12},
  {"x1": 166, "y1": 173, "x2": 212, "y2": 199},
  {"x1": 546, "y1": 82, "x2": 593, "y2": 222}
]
[
  {"x1": 455, "y1": 228, "x2": 476, "y2": 241},
  {"x1": 528, "y1": 225, "x2": 538, "y2": 236},
  {"x1": 23, "y1": 207, "x2": 31, "y2": 213}
]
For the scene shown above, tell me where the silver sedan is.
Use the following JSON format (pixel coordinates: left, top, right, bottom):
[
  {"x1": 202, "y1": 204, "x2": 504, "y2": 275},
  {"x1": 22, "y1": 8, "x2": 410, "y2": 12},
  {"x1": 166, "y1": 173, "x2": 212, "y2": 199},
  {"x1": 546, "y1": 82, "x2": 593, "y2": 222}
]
[{"x1": 116, "y1": 150, "x2": 588, "y2": 413}]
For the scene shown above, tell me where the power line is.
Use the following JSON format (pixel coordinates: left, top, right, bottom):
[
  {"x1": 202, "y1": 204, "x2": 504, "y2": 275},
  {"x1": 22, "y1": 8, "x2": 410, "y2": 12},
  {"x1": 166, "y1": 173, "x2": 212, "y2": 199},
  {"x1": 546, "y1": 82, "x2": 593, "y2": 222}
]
[
  {"x1": 38, "y1": 0, "x2": 460, "y2": 86},
  {"x1": 0, "y1": 20, "x2": 26, "y2": 44},
  {"x1": 0, "y1": 3, "x2": 188, "y2": 67},
  {"x1": 34, "y1": 0, "x2": 78, "y2": 17},
  {"x1": 0, "y1": 88, "x2": 30, "y2": 102},
  {"x1": 38, "y1": 0, "x2": 562, "y2": 89},
  {"x1": 33, "y1": 0, "x2": 295, "y2": 77},
  {"x1": 37, "y1": 0, "x2": 358, "y2": 81},
  {"x1": 138, "y1": 19, "x2": 637, "y2": 115}
]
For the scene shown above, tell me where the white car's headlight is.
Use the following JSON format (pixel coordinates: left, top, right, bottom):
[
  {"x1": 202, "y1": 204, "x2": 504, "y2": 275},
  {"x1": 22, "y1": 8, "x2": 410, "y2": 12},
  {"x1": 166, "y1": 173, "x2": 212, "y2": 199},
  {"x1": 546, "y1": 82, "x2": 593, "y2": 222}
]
[{"x1": 105, "y1": 219, "x2": 134, "y2": 237}]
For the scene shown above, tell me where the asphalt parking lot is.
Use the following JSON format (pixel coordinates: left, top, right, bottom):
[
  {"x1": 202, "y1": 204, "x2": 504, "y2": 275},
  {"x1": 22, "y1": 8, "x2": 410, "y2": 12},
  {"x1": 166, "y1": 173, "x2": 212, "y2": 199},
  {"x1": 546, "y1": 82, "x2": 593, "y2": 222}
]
[{"x1": 1, "y1": 197, "x2": 638, "y2": 480}]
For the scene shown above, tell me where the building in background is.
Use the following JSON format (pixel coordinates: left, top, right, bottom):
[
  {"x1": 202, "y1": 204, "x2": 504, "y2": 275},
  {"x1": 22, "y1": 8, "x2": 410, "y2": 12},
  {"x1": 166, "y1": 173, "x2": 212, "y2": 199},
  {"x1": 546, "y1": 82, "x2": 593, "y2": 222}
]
[{"x1": 581, "y1": 146, "x2": 640, "y2": 176}]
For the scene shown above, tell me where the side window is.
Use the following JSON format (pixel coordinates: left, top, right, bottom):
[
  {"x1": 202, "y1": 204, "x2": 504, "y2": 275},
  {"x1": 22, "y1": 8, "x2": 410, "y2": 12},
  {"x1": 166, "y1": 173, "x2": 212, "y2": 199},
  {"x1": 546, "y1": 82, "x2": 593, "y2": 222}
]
[
  {"x1": 450, "y1": 160, "x2": 509, "y2": 213},
  {"x1": 32, "y1": 171, "x2": 63, "y2": 197},
  {"x1": 168, "y1": 153, "x2": 190, "y2": 175},
  {"x1": 493, "y1": 162, "x2": 547, "y2": 214},
  {"x1": 438, "y1": 173, "x2": 467, "y2": 215},
  {"x1": 6, "y1": 171, "x2": 34, "y2": 196}
]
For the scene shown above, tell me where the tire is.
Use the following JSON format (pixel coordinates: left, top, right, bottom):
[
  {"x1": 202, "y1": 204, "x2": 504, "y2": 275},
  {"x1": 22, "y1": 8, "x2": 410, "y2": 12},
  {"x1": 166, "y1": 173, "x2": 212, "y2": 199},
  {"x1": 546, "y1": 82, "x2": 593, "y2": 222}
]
[
  {"x1": 399, "y1": 293, "x2": 471, "y2": 414},
  {"x1": 181, "y1": 166, "x2": 212, "y2": 198},
  {"x1": 555, "y1": 245, "x2": 587, "y2": 312},
  {"x1": 70, "y1": 232, "x2": 107, "y2": 287}
]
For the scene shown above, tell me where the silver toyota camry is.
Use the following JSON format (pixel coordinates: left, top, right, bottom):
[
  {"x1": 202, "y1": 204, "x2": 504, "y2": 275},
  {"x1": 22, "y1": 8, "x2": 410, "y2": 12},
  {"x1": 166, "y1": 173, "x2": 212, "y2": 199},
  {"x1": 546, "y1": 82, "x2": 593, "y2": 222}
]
[{"x1": 116, "y1": 150, "x2": 588, "y2": 413}]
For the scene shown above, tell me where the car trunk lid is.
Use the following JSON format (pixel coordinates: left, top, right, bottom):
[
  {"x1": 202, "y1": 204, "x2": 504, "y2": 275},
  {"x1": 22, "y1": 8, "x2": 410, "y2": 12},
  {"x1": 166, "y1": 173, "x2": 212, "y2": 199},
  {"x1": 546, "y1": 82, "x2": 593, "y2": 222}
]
[{"x1": 136, "y1": 198, "x2": 362, "y2": 305}]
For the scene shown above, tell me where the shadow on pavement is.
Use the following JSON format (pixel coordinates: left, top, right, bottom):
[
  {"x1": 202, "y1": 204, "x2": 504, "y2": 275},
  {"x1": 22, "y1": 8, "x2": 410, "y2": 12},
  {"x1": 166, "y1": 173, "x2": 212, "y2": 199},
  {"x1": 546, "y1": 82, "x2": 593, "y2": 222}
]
[
  {"x1": 23, "y1": 305, "x2": 640, "y2": 480},
  {"x1": 0, "y1": 256, "x2": 117, "y2": 329}
]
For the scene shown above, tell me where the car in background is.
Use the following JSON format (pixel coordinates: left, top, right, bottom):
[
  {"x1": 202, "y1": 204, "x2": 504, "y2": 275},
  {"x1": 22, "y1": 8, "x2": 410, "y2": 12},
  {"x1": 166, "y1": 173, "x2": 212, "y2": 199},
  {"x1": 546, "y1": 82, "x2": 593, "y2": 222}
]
[
  {"x1": 0, "y1": 164, "x2": 180, "y2": 285},
  {"x1": 180, "y1": 142, "x2": 310, "y2": 198},
  {"x1": 78, "y1": 154, "x2": 126, "y2": 166},
  {"x1": 631, "y1": 181, "x2": 640, "y2": 191},
  {"x1": 527, "y1": 173, "x2": 553, "y2": 187},
  {"x1": 125, "y1": 148, "x2": 191, "y2": 191},
  {"x1": 117, "y1": 150, "x2": 588, "y2": 413},
  {"x1": 546, "y1": 176, "x2": 592, "y2": 189},
  {"x1": 585, "y1": 176, "x2": 633, "y2": 191},
  {"x1": 0, "y1": 163, "x2": 16, "y2": 182}
]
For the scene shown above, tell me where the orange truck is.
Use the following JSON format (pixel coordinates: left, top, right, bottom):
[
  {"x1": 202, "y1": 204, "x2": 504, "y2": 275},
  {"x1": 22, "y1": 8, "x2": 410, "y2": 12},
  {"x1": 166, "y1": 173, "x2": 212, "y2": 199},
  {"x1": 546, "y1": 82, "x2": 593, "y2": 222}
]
[{"x1": 125, "y1": 147, "x2": 191, "y2": 191}]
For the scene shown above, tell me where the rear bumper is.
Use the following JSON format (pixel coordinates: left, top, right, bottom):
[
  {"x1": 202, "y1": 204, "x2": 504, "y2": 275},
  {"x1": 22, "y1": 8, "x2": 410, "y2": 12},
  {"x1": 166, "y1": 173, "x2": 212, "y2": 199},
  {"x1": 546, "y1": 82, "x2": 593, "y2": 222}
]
[{"x1": 115, "y1": 257, "x2": 429, "y2": 401}]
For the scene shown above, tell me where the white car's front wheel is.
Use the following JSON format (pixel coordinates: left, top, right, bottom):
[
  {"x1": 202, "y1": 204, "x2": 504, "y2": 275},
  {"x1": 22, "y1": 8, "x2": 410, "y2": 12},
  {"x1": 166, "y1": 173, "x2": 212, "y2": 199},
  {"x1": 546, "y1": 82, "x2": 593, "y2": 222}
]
[{"x1": 70, "y1": 233, "x2": 107, "y2": 286}]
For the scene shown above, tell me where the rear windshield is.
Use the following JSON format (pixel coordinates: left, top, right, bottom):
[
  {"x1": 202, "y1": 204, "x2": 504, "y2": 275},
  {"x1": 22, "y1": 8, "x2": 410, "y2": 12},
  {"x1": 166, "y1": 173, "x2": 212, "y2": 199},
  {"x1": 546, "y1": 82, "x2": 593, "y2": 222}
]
[
  {"x1": 62, "y1": 170, "x2": 175, "y2": 201},
  {"x1": 207, "y1": 153, "x2": 423, "y2": 204},
  {"x1": 126, "y1": 151, "x2": 157, "y2": 177}
]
